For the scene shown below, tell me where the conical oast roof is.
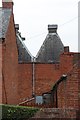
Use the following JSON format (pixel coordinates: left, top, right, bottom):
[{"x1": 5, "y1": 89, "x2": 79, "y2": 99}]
[
  {"x1": 16, "y1": 31, "x2": 33, "y2": 63},
  {"x1": 36, "y1": 25, "x2": 64, "y2": 63}
]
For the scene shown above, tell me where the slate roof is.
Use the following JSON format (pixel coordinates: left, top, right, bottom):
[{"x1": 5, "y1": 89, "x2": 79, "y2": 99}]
[
  {"x1": 0, "y1": 8, "x2": 11, "y2": 38},
  {"x1": 16, "y1": 32, "x2": 33, "y2": 63},
  {"x1": 36, "y1": 25, "x2": 64, "y2": 63}
]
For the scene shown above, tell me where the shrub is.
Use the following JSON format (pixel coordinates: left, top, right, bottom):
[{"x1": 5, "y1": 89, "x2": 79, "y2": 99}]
[{"x1": 0, "y1": 104, "x2": 39, "y2": 120}]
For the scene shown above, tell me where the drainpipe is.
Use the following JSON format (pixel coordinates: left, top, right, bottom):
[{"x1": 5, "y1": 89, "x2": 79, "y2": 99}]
[{"x1": 32, "y1": 57, "x2": 35, "y2": 97}]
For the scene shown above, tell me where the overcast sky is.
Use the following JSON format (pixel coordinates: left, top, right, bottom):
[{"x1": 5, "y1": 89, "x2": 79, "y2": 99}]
[{"x1": 1, "y1": 0, "x2": 80, "y2": 56}]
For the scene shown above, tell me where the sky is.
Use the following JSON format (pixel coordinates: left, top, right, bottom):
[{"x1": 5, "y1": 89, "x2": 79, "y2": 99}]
[{"x1": 1, "y1": 0, "x2": 80, "y2": 56}]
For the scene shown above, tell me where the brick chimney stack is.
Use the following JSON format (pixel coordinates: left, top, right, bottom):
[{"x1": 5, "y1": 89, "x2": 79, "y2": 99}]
[
  {"x1": 2, "y1": 0, "x2": 14, "y2": 12},
  {"x1": 64, "y1": 46, "x2": 69, "y2": 52}
]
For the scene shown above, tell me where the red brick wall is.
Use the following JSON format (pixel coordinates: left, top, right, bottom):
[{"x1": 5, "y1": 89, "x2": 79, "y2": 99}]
[
  {"x1": 0, "y1": 42, "x2": 2, "y2": 103},
  {"x1": 67, "y1": 67, "x2": 79, "y2": 109},
  {"x1": 18, "y1": 54, "x2": 80, "y2": 109},
  {"x1": 60, "y1": 53, "x2": 74, "y2": 74},
  {"x1": 18, "y1": 63, "x2": 32, "y2": 103},
  {"x1": 35, "y1": 63, "x2": 61, "y2": 95},
  {"x1": 57, "y1": 63, "x2": 80, "y2": 109},
  {"x1": 52, "y1": 53, "x2": 75, "y2": 108},
  {"x1": 2, "y1": 14, "x2": 19, "y2": 105},
  {"x1": 18, "y1": 63, "x2": 61, "y2": 103},
  {"x1": 57, "y1": 80, "x2": 66, "y2": 108}
]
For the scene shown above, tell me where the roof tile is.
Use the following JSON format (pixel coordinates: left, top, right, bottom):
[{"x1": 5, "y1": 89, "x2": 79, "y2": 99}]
[{"x1": 0, "y1": 8, "x2": 11, "y2": 38}]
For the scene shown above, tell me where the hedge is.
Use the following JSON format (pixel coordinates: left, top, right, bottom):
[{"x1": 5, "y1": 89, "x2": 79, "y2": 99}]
[{"x1": 0, "y1": 104, "x2": 39, "y2": 120}]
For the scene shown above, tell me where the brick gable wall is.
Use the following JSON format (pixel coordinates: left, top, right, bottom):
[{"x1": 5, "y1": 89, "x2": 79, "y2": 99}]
[{"x1": 2, "y1": 14, "x2": 19, "y2": 104}]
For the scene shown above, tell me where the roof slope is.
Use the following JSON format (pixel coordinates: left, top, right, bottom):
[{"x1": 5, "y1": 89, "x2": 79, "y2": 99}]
[
  {"x1": 0, "y1": 8, "x2": 11, "y2": 38},
  {"x1": 36, "y1": 25, "x2": 64, "y2": 63},
  {"x1": 16, "y1": 32, "x2": 33, "y2": 63}
]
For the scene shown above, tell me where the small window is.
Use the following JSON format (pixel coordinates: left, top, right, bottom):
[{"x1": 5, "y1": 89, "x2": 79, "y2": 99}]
[{"x1": 36, "y1": 96, "x2": 43, "y2": 104}]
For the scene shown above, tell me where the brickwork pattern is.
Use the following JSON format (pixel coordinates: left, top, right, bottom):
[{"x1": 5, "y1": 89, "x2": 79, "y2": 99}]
[{"x1": 2, "y1": 14, "x2": 19, "y2": 104}]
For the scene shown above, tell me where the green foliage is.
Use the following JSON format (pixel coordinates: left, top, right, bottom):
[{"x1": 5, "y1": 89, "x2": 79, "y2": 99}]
[{"x1": 0, "y1": 104, "x2": 39, "y2": 120}]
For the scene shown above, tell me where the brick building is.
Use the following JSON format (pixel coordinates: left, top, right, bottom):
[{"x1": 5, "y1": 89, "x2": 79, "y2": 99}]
[{"x1": 0, "y1": 0, "x2": 80, "y2": 116}]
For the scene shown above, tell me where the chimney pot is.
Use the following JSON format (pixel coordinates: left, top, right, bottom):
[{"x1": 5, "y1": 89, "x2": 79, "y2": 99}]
[{"x1": 48, "y1": 24, "x2": 58, "y2": 33}]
